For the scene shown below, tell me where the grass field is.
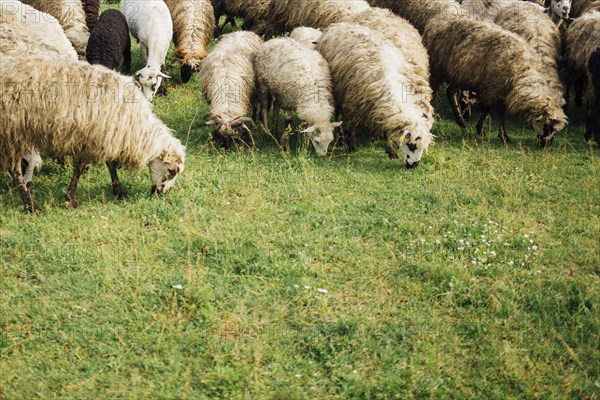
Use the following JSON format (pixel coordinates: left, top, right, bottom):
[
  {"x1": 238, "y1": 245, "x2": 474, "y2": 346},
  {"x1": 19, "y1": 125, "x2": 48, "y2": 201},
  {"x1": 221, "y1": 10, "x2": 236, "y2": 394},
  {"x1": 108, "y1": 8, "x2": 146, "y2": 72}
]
[{"x1": 1, "y1": 5, "x2": 599, "y2": 399}]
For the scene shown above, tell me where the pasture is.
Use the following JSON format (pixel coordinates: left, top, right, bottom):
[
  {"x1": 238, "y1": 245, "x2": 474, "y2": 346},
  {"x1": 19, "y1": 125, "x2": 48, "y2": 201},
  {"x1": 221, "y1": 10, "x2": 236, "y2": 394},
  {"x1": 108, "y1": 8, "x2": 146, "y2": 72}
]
[{"x1": 1, "y1": 5, "x2": 599, "y2": 399}]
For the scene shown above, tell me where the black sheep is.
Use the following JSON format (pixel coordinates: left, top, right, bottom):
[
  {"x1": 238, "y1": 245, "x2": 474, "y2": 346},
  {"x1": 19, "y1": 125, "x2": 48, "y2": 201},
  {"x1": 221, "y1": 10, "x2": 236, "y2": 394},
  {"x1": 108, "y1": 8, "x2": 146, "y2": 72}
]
[
  {"x1": 587, "y1": 47, "x2": 600, "y2": 146},
  {"x1": 85, "y1": 8, "x2": 132, "y2": 199},
  {"x1": 85, "y1": 9, "x2": 131, "y2": 74}
]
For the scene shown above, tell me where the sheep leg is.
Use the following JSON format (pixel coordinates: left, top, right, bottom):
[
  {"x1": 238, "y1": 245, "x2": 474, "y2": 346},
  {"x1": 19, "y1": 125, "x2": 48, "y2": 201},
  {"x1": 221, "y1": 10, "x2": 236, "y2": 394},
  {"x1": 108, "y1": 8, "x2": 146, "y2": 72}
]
[
  {"x1": 574, "y1": 76, "x2": 585, "y2": 107},
  {"x1": 385, "y1": 138, "x2": 399, "y2": 160},
  {"x1": 65, "y1": 160, "x2": 89, "y2": 209},
  {"x1": 279, "y1": 110, "x2": 294, "y2": 151},
  {"x1": 9, "y1": 165, "x2": 37, "y2": 213},
  {"x1": 156, "y1": 66, "x2": 168, "y2": 97},
  {"x1": 123, "y1": 39, "x2": 132, "y2": 75},
  {"x1": 476, "y1": 106, "x2": 492, "y2": 137},
  {"x1": 447, "y1": 85, "x2": 468, "y2": 128},
  {"x1": 259, "y1": 88, "x2": 270, "y2": 132},
  {"x1": 272, "y1": 102, "x2": 281, "y2": 138},
  {"x1": 180, "y1": 64, "x2": 193, "y2": 84},
  {"x1": 497, "y1": 108, "x2": 511, "y2": 145},
  {"x1": 106, "y1": 161, "x2": 128, "y2": 199}
]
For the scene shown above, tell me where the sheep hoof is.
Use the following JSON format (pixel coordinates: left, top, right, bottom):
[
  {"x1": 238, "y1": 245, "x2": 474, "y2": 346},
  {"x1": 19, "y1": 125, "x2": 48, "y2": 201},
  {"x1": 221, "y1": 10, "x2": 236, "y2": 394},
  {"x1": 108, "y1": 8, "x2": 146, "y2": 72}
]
[
  {"x1": 156, "y1": 85, "x2": 167, "y2": 97},
  {"x1": 385, "y1": 145, "x2": 399, "y2": 159},
  {"x1": 25, "y1": 202, "x2": 40, "y2": 214},
  {"x1": 64, "y1": 193, "x2": 79, "y2": 209},
  {"x1": 113, "y1": 186, "x2": 129, "y2": 199}
]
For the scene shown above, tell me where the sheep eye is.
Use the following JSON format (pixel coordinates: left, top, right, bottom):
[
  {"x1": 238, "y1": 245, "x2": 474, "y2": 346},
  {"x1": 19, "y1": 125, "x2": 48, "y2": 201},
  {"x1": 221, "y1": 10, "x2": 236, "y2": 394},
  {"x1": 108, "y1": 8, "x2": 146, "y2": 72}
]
[{"x1": 407, "y1": 143, "x2": 418, "y2": 152}]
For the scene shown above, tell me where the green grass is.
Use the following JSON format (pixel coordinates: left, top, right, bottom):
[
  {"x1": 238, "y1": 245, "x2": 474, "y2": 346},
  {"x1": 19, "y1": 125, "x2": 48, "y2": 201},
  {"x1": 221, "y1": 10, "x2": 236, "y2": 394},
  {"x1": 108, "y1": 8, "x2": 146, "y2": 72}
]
[{"x1": 1, "y1": 5, "x2": 599, "y2": 399}]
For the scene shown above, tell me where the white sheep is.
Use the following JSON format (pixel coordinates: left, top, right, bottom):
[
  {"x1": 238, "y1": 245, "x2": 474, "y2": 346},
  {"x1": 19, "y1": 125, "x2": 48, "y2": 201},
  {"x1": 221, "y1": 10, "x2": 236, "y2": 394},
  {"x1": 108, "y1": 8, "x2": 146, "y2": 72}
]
[
  {"x1": 317, "y1": 23, "x2": 435, "y2": 168},
  {"x1": 255, "y1": 37, "x2": 342, "y2": 156},
  {"x1": 18, "y1": 0, "x2": 89, "y2": 56},
  {"x1": 0, "y1": 56, "x2": 186, "y2": 212},
  {"x1": 122, "y1": 0, "x2": 173, "y2": 102},
  {"x1": 0, "y1": 0, "x2": 78, "y2": 59},
  {"x1": 200, "y1": 31, "x2": 262, "y2": 148},
  {"x1": 288, "y1": 27, "x2": 322, "y2": 50}
]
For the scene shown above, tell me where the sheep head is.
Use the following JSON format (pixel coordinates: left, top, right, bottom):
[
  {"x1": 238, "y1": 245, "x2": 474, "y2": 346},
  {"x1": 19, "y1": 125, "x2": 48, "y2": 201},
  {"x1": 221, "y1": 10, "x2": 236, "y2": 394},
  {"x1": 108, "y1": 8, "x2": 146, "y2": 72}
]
[
  {"x1": 392, "y1": 121, "x2": 434, "y2": 169},
  {"x1": 531, "y1": 109, "x2": 568, "y2": 147},
  {"x1": 301, "y1": 121, "x2": 342, "y2": 157},
  {"x1": 550, "y1": 0, "x2": 571, "y2": 20},
  {"x1": 206, "y1": 114, "x2": 255, "y2": 139},
  {"x1": 136, "y1": 66, "x2": 170, "y2": 102},
  {"x1": 149, "y1": 145, "x2": 186, "y2": 195}
]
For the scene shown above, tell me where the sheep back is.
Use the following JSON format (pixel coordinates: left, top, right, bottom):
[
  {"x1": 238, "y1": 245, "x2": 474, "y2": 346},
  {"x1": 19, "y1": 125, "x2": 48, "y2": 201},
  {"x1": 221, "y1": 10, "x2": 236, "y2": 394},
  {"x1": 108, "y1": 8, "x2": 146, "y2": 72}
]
[
  {"x1": 200, "y1": 31, "x2": 262, "y2": 123},
  {"x1": 344, "y1": 7, "x2": 430, "y2": 88},
  {"x1": 21, "y1": 0, "x2": 90, "y2": 55},
  {"x1": 223, "y1": 0, "x2": 272, "y2": 34},
  {"x1": 288, "y1": 27, "x2": 322, "y2": 49},
  {"x1": 1, "y1": 0, "x2": 78, "y2": 59},
  {"x1": 0, "y1": 16, "x2": 70, "y2": 58},
  {"x1": 85, "y1": 9, "x2": 131, "y2": 71},
  {"x1": 367, "y1": 0, "x2": 461, "y2": 34},
  {"x1": 266, "y1": 0, "x2": 370, "y2": 36}
]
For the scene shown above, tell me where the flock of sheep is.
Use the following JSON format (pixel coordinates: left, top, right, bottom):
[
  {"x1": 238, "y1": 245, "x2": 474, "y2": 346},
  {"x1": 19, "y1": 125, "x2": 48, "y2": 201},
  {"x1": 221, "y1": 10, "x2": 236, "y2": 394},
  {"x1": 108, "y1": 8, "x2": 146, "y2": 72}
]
[{"x1": 0, "y1": 0, "x2": 599, "y2": 213}]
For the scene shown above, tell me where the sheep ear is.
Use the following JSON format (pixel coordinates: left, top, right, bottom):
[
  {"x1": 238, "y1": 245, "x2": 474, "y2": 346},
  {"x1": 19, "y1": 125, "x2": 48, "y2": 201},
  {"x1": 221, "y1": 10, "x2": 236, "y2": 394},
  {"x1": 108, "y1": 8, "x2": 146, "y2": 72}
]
[
  {"x1": 159, "y1": 72, "x2": 171, "y2": 79},
  {"x1": 332, "y1": 121, "x2": 343, "y2": 128},
  {"x1": 301, "y1": 126, "x2": 316, "y2": 133},
  {"x1": 135, "y1": 70, "x2": 142, "y2": 77},
  {"x1": 206, "y1": 120, "x2": 215, "y2": 126},
  {"x1": 399, "y1": 130, "x2": 411, "y2": 144}
]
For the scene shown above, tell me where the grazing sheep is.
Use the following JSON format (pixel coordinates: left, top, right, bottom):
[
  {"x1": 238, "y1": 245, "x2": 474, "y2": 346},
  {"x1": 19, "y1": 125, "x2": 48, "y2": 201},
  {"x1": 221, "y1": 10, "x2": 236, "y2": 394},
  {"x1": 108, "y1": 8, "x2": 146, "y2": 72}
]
[
  {"x1": 344, "y1": 7, "x2": 430, "y2": 94},
  {"x1": 424, "y1": 16, "x2": 568, "y2": 146},
  {"x1": 0, "y1": 0, "x2": 78, "y2": 59},
  {"x1": 462, "y1": 0, "x2": 571, "y2": 24},
  {"x1": 288, "y1": 27, "x2": 321, "y2": 49},
  {"x1": 86, "y1": 9, "x2": 131, "y2": 73},
  {"x1": 588, "y1": 47, "x2": 600, "y2": 144},
  {"x1": 317, "y1": 23, "x2": 434, "y2": 168},
  {"x1": 122, "y1": 0, "x2": 173, "y2": 102},
  {"x1": 367, "y1": 0, "x2": 461, "y2": 34},
  {"x1": 20, "y1": 0, "x2": 90, "y2": 56},
  {"x1": 164, "y1": 0, "x2": 215, "y2": 84},
  {"x1": 566, "y1": 11, "x2": 600, "y2": 141},
  {"x1": 265, "y1": 0, "x2": 370, "y2": 37},
  {"x1": 569, "y1": 0, "x2": 599, "y2": 17},
  {"x1": 214, "y1": 0, "x2": 272, "y2": 35},
  {"x1": 1, "y1": 56, "x2": 186, "y2": 212},
  {"x1": 200, "y1": 31, "x2": 262, "y2": 147},
  {"x1": 82, "y1": 0, "x2": 99, "y2": 32},
  {"x1": 255, "y1": 37, "x2": 342, "y2": 156}
]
